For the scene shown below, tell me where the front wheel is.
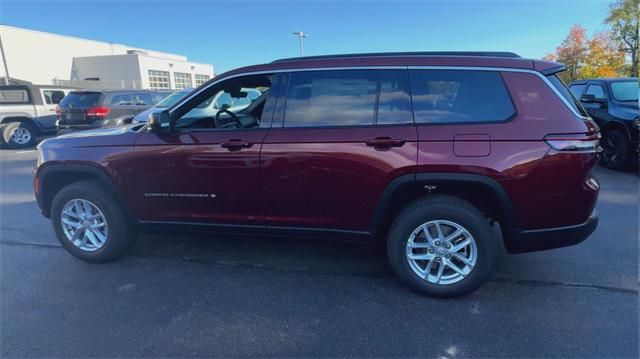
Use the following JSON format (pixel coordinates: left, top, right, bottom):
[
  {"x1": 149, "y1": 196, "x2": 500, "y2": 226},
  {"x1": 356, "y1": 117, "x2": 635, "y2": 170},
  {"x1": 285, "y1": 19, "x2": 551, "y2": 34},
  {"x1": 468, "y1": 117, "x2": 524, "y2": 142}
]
[
  {"x1": 387, "y1": 195, "x2": 497, "y2": 298},
  {"x1": 51, "y1": 180, "x2": 137, "y2": 262},
  {"x1": 1, "y1": 122, "x2": 37, "y2": 149}
]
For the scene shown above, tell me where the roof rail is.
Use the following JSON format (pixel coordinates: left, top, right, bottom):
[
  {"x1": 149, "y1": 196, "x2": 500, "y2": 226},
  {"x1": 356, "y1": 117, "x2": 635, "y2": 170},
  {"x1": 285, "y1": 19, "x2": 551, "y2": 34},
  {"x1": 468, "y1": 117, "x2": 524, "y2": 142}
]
[{"x1": 272, "y1": 51, "x2": 521, "y2": 63}]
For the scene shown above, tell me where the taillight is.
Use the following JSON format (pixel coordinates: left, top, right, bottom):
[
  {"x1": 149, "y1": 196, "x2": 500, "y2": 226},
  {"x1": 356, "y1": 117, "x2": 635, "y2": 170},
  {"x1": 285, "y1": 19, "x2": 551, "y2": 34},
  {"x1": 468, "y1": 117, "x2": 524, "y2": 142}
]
[
  {"x1": 86, "y1": 106, "x2": 110, "y2": 117},
  {"x1": 545, "y1": 133, "x2": 601, "y2": 152},
  {"x1": 55, "y1": 106, "x2": 61, "y2": 116}
]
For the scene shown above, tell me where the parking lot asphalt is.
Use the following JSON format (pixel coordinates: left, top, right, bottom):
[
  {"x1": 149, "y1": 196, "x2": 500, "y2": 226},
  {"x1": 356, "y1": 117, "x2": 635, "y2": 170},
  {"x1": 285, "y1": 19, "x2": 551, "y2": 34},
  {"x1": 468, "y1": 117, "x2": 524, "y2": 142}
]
[{"x1": 0, "y1": 148, "x2": 638, "y2": 358}]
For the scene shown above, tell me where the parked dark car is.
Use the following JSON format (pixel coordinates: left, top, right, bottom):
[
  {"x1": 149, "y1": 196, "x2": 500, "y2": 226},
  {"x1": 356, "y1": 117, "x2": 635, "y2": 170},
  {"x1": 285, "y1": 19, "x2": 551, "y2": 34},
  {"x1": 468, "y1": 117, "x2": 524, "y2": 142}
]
[
  {"x1": 569, "y1": 78, "x2": 638, "y2": 170},
  {"x1": 34, "y1": 52, "x2": 601, "y2": 297},
  {"x1": 55, "y1": 90, "x2": 172, "y2": 131}
]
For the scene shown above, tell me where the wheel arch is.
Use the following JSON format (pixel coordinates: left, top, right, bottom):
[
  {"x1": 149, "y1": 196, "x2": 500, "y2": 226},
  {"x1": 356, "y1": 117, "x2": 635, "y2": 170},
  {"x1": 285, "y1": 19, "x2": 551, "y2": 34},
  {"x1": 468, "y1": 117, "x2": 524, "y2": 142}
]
[
  {"x1": 369, "y1": 173, "x2": 520, "y2": 246},
  {"x1": 601, "y1": 120, "x2": 631, "y2": 140},
  {"x1": 36, "y1": 164, "x2": 137, "y2": 224}
]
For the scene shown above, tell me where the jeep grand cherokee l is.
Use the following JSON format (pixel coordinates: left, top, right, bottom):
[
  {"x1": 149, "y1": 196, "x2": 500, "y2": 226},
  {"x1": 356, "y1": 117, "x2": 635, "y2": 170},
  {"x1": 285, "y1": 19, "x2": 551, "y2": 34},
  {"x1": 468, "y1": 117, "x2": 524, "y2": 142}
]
[{"x1": 34, "y1": 52, "x2": 600, "y2": 297}]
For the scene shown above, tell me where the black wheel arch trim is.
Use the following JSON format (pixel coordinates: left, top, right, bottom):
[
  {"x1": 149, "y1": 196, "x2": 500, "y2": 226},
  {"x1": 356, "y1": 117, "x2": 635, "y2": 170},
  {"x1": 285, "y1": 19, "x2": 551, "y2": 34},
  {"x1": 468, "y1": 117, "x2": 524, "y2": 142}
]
[
  {"x1": 36, "y1": 164, "x2": 137, "y2": 223},
  {"x1": 1, "y1": 116, "x2": 44, "y2": 134}
]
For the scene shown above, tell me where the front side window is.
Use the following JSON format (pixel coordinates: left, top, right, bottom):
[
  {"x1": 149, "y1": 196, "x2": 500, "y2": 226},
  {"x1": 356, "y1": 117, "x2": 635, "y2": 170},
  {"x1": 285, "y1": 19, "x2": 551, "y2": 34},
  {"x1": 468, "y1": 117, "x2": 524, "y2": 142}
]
[
  {"x1": 174, "y1": 72, "x2": 192, "y2": 90},
  {"x1": 0, "y1": 89, "x2": 30, "y2": 104},
  {"x1": 378, "y1": 70, "x2": 413, "y2": 125},
  {"x1": 410, "y1": 70, "x2": 515, "y2": 124},
  {"x1": 42, "y1": 90, "x2": 65, "y2": 104},
  {"x1": 585, "y1": 84, "x2": 605, "y2": 99},
  {"x1": 284, "y1": 70, "x2": 377, "y2": 127},
  {"x1": 148, "y1": 70, "x2": 170, "y2": 89},
  {"x1": 195, "y1": 74, "x2": 210, "y2": 87},
  {"x1": 173, "y1": 74, "x2": 272, "y2": 131},
  {"x1": 610, "y1": 81, "x2": 638, "y2": 102},
  {"x1": 569, "y1": 84, "x2": 586, "y2": 98}
]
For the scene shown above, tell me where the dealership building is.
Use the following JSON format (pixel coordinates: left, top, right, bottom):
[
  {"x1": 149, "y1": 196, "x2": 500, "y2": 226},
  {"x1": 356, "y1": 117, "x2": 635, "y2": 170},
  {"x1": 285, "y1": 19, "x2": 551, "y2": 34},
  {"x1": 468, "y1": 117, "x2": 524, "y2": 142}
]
[{"x1": 0, "y1": 25, "x2": 215, "y2": 90}]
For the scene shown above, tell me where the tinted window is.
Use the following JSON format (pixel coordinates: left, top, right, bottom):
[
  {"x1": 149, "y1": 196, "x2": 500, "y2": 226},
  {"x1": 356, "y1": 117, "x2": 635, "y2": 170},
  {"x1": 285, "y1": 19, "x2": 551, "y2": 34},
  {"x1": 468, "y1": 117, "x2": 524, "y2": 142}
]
[
  {"x1": 0, "y1": 89, "x2": 30, "y2": 104},
  {"x1": 284, "y1": 70, "x2": 377, "y2": 127},
  {"x1": 42, "y1": 90, "x2": 65, "y2": 104},
  {"x1": 546, "y1": 75, "x2": 588, "y2": 117},
  {"x1": 410, "y1": 70, "x2": 515, "y2": 123},
  {"x1": 59, "y1": 92, "x2": 101, "y2": 108},
  {"x1": 569, "y1": 84, "x2": 586, "y2": 98},
  {"x1": 585, "y1": 84, "x2": 605, "y2": 99},
  {"x1": 610, "y1": 81, "x2": 638, "y2": 102},
  {"x1": 378, "y1": 70, "x2": 413, "y2": 125},
  {"x1": 110, "y1": 94, "x2": 131, "y2": 106},
  {"x1": 132, "y1": 93, "x2": 153, "y2": 105}
]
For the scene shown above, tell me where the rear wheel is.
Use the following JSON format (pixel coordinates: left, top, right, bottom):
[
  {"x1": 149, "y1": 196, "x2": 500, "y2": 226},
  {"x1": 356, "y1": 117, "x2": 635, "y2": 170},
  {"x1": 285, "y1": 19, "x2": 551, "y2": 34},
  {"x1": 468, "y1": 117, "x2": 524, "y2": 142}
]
[
  {"x1": 387, "y1": 195, "x2": 497, "y2": 298},
  {"x1": 1, "y1": 121, "x2": 37, "y2": 149},
  {"x1": 51, "y1": 180, "x2": 137, "y2": 262},
  {"x1": 601, "y1": 129, "x2": 630, "y2": 170}
]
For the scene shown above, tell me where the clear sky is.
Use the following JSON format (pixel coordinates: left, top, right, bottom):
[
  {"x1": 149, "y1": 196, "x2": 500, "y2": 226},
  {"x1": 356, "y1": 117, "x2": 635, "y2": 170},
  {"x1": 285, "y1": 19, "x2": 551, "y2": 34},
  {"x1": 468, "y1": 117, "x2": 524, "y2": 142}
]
[{"x1": 1, "y1": 0, "x2": 612, "y2": 74}]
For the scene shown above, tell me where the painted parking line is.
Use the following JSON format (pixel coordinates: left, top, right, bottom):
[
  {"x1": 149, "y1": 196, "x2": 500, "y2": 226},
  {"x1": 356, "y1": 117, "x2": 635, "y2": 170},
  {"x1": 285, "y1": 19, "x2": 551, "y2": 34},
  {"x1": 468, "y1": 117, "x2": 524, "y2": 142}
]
[{"x1": 15, "y1": 150, "x2": 36, "y2": 155}]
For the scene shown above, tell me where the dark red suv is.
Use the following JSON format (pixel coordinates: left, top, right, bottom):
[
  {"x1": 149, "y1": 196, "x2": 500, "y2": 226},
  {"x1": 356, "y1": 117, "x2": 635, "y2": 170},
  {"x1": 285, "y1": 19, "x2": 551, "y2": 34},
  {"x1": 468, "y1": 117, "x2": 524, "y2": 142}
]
[{"x1": 34, "y1": 52, "x2": 601, "y2": 297}]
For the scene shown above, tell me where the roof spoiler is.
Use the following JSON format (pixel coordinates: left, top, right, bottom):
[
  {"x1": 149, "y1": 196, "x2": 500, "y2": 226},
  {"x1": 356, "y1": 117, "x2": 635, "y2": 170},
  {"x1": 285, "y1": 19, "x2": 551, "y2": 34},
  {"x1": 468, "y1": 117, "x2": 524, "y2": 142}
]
[{"x1": 538, "y1": 63, "x2": 567, "y2": 76}]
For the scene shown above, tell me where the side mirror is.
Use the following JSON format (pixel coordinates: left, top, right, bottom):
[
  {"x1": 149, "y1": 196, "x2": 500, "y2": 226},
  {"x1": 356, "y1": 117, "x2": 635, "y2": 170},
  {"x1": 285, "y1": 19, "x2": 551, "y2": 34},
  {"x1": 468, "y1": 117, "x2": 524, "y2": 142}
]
[
  {"x1": 581, "y1": 94, "x2": 607, "y2": 106},
  {"x1": 148, "y1": 110, "x2": 171, "y2": 133}
]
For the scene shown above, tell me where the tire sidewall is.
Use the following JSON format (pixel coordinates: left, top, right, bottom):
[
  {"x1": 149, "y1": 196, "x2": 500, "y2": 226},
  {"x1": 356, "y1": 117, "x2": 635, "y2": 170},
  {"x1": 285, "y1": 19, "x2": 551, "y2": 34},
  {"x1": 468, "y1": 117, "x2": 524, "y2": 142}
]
[
  {"x1": 387, "y1": 200, "x2": 495, "y2": 297},
  {"x1": 2, "y1": 122, "x2": 36, "y2": 149},
  {"x1": 602, "y1": 130, "x2": 630, "y2": 170},
  {"x1": 51, "y1": 182, "x2": 134, "y2": 262}
]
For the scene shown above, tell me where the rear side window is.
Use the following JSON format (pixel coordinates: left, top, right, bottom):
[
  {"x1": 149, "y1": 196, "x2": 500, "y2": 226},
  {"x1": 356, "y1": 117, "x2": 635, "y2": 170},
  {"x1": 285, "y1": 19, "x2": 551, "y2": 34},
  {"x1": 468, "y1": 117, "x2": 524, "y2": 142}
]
[
  {"x1": 545, "y1": 75, "x2": 588, "y2": 117},
  {"x1": 110, "y1": 94, "x2": 132, "y2": 106},
  {"x1": 378, "y1": 70, "x2": 413, "y2": 125},
  {"x1": 132, "y1": 93, "x2": 153, "y2": 105},
  {"x1": 0, "y1": 89, "x2": 30, "y2": 104},
  {"x1": 284, "y1": 70, "x2": 377, "y2": 127},
  {"x1": 569, "y1": 84, "x2": 586, "y2": 98},
  {"x1": 409, "y1": 70, "x2": 515, "y2": 124},
  {"x1": 59, "y1": 92, "x2": 101, "y2": 108}
]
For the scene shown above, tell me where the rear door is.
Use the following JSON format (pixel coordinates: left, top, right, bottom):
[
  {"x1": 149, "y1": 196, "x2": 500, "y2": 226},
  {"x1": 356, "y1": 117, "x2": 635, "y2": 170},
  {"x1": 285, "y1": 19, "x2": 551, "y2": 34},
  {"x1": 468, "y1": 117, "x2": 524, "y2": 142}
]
[{"x1": 261, "y1": 69, "x2": 418, "y2": 231}]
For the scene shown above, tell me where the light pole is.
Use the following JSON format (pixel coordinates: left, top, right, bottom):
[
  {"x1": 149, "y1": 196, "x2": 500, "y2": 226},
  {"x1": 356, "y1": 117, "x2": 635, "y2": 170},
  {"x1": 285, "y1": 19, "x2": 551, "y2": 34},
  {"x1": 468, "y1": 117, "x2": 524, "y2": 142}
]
[
  {"x1": 292, "y1": 32, "x2": 307, "y2": 57},
  {"x1": 0, "y1": 31, "x2": 9, "y2": 85}
]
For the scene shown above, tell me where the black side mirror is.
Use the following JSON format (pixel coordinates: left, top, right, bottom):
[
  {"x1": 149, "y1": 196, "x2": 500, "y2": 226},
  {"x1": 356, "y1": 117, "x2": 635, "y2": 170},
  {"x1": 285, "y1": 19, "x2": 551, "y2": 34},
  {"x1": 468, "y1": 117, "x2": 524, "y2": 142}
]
[
  {"x1": 148, "y1": 110, "x2": 171, "y2": 133},
  {"x1": 581, "y1": 94, "x2": 607, "y2": 106}
]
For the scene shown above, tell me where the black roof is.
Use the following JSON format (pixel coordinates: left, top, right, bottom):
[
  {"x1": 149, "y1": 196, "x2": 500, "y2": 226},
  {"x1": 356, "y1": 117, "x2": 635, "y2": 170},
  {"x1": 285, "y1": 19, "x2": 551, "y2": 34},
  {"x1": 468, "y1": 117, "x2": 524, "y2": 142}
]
[{"x1": 272, "y1": 51, "x2": 521, "y2": 63}]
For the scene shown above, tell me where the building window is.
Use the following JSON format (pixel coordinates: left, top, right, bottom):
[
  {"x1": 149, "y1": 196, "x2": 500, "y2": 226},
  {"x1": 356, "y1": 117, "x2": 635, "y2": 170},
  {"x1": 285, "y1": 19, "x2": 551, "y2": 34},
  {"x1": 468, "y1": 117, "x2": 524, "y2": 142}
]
[
  {"x1": 148, "y1": 70, "x2": 170, "y2": 89},
  {"x1": 174, "y1": 72, "x2": 192, "y2": 90},
  {"x1": 194, "y1": 74, "x2": 210, "y2": 87}
]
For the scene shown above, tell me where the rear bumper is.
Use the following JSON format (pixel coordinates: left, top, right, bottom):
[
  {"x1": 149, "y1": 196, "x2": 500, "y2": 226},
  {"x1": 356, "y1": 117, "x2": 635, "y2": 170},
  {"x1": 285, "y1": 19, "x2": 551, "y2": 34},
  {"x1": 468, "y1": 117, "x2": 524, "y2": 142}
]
[{"x1": 505, "y1": 211, "x2": 598, "y2": 253}]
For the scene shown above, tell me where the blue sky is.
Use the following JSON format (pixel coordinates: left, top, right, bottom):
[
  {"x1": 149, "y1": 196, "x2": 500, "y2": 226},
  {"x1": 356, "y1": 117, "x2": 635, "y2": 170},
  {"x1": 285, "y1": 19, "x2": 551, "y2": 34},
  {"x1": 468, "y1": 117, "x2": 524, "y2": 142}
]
[{"x1": 1, "y1": 0, "x2": 612, "y2": 74}]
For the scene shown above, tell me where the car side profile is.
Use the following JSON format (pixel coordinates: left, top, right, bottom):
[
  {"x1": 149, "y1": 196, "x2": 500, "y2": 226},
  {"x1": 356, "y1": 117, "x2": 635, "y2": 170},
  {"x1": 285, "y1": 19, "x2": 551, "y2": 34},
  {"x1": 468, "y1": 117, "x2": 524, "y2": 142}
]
[
  {"x1": 568, "y1": 78, "x2": 638, "y2": 170},
  {"x1": 0, "y1": 84, "x2": 75, "y2": 148},
  {"x1": 34, "y1": 52, "x2": 601, "y2": 297},
  {"x1": 55, "y1": 89, "x2": 172, "y2": 131}
]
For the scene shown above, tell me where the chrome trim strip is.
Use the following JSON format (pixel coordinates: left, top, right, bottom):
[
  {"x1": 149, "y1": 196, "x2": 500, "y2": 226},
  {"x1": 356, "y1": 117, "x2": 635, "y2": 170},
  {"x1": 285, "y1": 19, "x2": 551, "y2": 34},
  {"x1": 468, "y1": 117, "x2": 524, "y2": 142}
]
[{"x1": 171, "y1": 65, "x2": 588, "y2": 120}]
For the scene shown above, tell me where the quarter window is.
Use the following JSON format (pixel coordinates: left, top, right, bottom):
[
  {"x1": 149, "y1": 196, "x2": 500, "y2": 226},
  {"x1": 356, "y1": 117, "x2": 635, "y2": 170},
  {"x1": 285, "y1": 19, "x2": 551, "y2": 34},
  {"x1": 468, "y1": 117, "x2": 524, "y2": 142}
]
[
  {"x1": 195, "y1": 74, "x2": 210, "y2": 87},
  {"x1": 409, "y1": 70, "x2": 515, "y2": 124},
  {"x1": 174, "y1": 72, "x2": 193, "y2": 90},
  {"x1": 585, "y1": 84, "x2": 605, "y2": 99},
  {"x1": 284, "y1": 70, "x2": 377, "y2": 127},
  {"x1": 148, "y1": 70, "x2": 170, "y2": 89}
]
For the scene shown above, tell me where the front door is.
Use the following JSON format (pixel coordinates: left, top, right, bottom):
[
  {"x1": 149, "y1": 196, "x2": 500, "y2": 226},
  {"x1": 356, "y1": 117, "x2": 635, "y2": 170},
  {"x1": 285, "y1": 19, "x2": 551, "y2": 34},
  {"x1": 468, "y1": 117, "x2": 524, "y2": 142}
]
[
  {"x1": 261, "y1": 69, "x2": 418, "y2": 231},
  {"x1": 124, "y1": 73, "x2": 279, "y2": 225}
]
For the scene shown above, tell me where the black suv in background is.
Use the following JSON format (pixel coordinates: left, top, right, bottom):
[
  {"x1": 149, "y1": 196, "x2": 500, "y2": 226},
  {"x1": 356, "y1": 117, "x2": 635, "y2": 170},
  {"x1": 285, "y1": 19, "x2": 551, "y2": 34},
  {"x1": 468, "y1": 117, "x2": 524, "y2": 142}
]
[
  {"x1": 569, "y1": 78, "x2": 639, "y2": 170},
  {"x1": 56, "y1": 90, "x2": 171, "y2": 131}
]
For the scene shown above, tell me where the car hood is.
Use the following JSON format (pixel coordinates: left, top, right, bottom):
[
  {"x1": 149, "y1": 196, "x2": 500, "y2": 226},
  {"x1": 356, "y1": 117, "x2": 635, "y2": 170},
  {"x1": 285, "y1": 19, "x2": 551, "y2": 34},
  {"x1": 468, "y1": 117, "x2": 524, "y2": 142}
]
[{"x1": 40, "y1": 124, "x2": 143, "y2": 149}]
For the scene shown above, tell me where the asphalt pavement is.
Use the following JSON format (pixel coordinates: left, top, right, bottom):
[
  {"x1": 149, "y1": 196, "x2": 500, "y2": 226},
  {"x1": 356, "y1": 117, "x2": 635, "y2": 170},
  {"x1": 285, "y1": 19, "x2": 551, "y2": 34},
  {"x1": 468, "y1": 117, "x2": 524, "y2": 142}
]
[{"x1": 0, "y1": 148, "x2": 638, "y2": 357}]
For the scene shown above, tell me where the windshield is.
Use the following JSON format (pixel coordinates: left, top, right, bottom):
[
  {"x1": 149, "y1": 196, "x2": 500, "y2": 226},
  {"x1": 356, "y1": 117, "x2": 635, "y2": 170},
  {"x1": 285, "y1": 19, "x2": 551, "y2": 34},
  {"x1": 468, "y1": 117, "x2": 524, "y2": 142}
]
[
  {"x1": 155, "y1": 91, "x2": 189, "y2": 108},
  {"x1": 610, "y1": 81, "x2": 638, "y2": 102}
]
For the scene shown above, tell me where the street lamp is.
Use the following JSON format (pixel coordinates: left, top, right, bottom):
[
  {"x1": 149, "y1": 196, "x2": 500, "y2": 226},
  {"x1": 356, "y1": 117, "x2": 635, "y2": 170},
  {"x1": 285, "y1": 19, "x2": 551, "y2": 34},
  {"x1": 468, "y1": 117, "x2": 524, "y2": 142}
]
[{"x1": 292, "y1": 31, "x2": 307, "y2": 57}]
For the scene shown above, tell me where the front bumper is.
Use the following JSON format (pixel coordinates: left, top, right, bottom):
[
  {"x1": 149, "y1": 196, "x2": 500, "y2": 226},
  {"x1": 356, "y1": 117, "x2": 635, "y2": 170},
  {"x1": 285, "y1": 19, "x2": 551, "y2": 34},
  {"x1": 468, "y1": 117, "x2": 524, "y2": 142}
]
[{"x1": 505, "y1": 211, "x2": 599, "y2": 253}]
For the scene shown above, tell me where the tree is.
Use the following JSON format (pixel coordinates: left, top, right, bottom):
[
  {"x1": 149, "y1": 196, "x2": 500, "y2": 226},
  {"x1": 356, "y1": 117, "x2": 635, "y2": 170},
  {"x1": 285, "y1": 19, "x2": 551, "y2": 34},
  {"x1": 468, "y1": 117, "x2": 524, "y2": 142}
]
[
  {"x1": 580, "y1": 31, "x2": 627, "y2": 78},
  {"x1": 554, "y1": 24, "x2": 588, "y2": 81},
  {"x1": 605, "y1": 0, "x2": 639, "y2": 76}
]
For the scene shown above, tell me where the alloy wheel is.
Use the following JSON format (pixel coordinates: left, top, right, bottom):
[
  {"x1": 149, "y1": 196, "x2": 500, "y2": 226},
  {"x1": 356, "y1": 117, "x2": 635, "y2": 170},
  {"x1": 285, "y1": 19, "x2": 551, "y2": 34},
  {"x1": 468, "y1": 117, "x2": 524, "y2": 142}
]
[
  {"x1": 60, "y1": 199, "x2": 109, "y2": 252},
  {"x1": 9, "y1": 127, "x2": 31, "y2": 145}
]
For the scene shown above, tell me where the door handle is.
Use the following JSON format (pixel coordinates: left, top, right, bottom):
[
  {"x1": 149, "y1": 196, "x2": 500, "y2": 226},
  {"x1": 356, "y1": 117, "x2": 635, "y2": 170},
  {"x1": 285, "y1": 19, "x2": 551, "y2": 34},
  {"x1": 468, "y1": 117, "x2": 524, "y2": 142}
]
[
  {"x1": 221, "y1": 139, "x2": 253, "y2": 151},
  {"x1": 365, "y1": 137, "x2": 406, "y2": 149}
]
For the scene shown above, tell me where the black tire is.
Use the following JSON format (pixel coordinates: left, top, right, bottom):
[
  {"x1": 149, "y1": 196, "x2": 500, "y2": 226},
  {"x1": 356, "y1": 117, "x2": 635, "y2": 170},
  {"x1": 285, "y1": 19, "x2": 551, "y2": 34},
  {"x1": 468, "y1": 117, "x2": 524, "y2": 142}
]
[
  {"x1": 1, "y1": 121, "x2": 37, "y2": 149},
  {"x1": 387, "y1": 195, "x2": 497, "y2": 298},
  {"x1": 601, "y1": 129, "x2": 631, "y2": 170},
  {"x1": 51, "y1": 180, "x2": 137, "y2": 262}
]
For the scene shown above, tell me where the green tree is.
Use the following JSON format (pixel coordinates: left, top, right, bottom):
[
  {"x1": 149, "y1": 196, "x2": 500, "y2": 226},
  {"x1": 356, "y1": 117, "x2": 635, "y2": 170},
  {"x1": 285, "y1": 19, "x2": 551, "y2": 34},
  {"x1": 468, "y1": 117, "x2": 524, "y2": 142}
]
[
  {"x1": 605, "y1": 0, "x2": 639, "y2": 76},
  {"x1": 580, "y1": 31, "x2": 627, "y2": 78}
]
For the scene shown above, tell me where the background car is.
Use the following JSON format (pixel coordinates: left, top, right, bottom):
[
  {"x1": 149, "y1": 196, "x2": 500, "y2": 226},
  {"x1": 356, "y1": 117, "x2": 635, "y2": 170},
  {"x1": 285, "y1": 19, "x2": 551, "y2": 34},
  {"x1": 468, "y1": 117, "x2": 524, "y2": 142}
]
[
  {"x1": 56, "y1": 89, "x2": 172, "y2": 131},
  {"x1": 569, "y1": 78, "x2": 639, "y2": 170},
  {"x1": 133, "y1": 89, "x2": 191, "y2": 124},
  {"x1": 0, "y1": 84, "x2": 75, "y2": 148}
]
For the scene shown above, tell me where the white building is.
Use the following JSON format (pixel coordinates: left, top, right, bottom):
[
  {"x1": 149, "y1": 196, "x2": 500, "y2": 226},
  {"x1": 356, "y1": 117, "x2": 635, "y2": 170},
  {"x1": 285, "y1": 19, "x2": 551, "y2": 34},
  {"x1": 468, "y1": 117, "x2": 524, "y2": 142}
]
[{"x1": 0, "y1": 25, "x2": 214, "y2": 90}]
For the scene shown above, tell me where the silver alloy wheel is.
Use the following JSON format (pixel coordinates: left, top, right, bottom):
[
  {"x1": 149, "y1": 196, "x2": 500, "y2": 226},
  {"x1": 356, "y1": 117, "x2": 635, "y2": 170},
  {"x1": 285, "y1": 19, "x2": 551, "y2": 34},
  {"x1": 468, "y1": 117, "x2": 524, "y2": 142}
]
[
  {"x1": 405, "y1": 220, "x2": 477, "y2": 285},
  {"x1": 60, "y1": 199, "x2": 108, "y2": 252},
  {"x1": 9, "y1": 126, "x2": 31, "y2": 145}
]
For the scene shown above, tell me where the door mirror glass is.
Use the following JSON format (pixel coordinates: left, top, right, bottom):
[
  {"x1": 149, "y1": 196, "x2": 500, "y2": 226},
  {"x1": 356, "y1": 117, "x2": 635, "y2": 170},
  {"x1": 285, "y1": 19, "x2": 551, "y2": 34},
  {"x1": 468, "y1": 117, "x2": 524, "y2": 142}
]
[{"x1": 148, "y1": 110, "x2": 171, "y2": 133}]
